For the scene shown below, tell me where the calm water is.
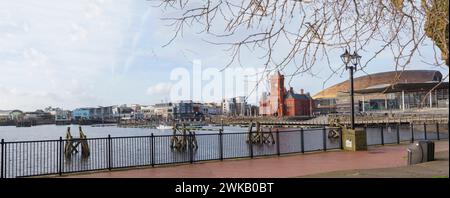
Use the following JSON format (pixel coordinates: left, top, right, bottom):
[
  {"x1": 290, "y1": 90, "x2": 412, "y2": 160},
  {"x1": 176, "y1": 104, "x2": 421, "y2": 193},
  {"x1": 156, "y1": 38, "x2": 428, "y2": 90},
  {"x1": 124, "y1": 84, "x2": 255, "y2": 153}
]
[{"x1": 0, "y1": 124, "x2": 248, "y2": 141}]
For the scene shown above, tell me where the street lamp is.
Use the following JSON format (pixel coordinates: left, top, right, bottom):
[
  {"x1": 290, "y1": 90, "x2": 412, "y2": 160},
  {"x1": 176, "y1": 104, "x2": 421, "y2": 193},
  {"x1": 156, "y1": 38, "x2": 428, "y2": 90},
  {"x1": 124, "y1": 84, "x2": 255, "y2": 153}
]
[{"x1": 341, "y1": 49, "x2": 361, "y2": 129}]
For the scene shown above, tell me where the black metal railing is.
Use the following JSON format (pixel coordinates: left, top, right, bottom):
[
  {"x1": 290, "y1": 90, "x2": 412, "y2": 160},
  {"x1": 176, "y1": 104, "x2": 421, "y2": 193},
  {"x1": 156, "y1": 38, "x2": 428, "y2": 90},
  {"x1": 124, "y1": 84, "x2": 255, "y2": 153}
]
[
  {"x1": 0, "y1": 123, "x2": 448, "y2": 178},
  {"x1": 364, "y1": 122, "x2": 448, "y2": 146}
]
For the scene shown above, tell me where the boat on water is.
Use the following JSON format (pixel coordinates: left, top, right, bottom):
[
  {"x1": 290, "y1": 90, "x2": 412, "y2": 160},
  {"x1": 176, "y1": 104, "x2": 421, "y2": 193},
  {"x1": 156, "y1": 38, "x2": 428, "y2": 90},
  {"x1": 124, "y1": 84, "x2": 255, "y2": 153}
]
[{"x1": 156, "y1": 124, "x2": 173, "y2": 130}]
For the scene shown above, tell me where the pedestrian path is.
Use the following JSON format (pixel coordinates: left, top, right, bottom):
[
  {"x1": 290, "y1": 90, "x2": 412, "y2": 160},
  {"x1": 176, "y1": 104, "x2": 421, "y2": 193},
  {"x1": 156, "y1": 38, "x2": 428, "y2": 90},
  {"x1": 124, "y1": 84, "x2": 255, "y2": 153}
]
[{"x1": 62, "y1": 140, "x2": 449, "y2": 178}]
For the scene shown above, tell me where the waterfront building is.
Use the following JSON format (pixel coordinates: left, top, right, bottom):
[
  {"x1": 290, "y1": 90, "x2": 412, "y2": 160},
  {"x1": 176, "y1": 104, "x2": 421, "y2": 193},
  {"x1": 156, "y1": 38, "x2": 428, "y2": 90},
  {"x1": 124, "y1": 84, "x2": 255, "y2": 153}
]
[
  {"x1": 222, "y1": 98, "x2": 236, "y2": 115},
  {"x1": 173, "y1": 100, "x2": 194, "y2": 120},
  {"x1": 131, "y1": 111, "x2": 145, "y2": 120},
  {"x1": 0, "y1": 110, "x2": 10, "y2": 122},
  {"x1": 22, "y1": 110, "x2": 54, "y2": 125},
  {"x1": 140, "y1": 105, "x2": 155, "y2": 119},
  {"x1": 130, "y1": 104, "x2": 141, "y2": 112},
  {"x1": 55, "y1": 110, "x2": 71, "y2": 124},
  {"x1": 72, "y1": 108, "x2": 94, "y2": 120},
  {"x1": 117, "y1": 106, "x2": 135, "y2": 120},
  {"x1": 9, "y1": 110, "x2": 24, "y2": 120},
  {"x1": 199, "y1": 103, "x2": 222, "y2": 116},
  {"x1": 235, "y1": 96, "x2": 247, "y2": 116},
  {"x1": 337, "y1": 82, "x2": 449, "y2": 113},
  {"x1": 284, "y1": 88, "x2": 313, "y2": 116},
  {"x1": 0, "y1": 110, "x2": 24, "y2": 122},
  {"x1": 312, "y1": 70, "x2": 449, "y2": 114},
  {"x1": 72, "y1": 106, "x2": 119, "y2": 122},
  {"x1": 92, "y1": 106, "x2": 117, "y2": 120},
  {"x1": 222, "y1": 97, "x2": 249, "y2": 116},
  {"x1": 259, "y1": 92, "x2": 271, "y2": 115},
  {"x1": 248, "y1": 105, "x2": 259, "y2": 116},
  {"x1": 259, "y1": 71, "x2": 313, "y2": 117},
  {"x1": 44, "y1": 106, "x2": 62, "y2": 116},
  {"x1": 153, "y1": 102, "x2": 174, "y2": 119}
]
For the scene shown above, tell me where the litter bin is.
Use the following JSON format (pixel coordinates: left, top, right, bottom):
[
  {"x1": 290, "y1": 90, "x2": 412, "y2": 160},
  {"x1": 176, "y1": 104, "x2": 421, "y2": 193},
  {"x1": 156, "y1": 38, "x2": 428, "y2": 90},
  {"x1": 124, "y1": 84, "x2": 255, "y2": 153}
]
[
  {"x1": 407, "y1": 140, "x2": 435, "y2": 165},
  {"x1": 418, "y1": 140, "x2": 435, "y2": 162}
]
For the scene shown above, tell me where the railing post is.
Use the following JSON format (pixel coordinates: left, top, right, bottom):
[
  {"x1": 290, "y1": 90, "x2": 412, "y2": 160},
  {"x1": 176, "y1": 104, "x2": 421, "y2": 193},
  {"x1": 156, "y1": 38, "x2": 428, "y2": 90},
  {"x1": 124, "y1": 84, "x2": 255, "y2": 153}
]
[
  {"x1": 410, "y1": 123, "x2": 415, "y2": 143},
  {"x1": 58, "y1": 137, "x2": 63, "y2": 176},
  {"x1": 107, "y1": 135, "x2": 112, "y2": 171},
  {"x1": 151, "y1": 133, "x2": 155, "y2": 167},
  {"x1": 1, "y1": 139, "x2": 4, "y2": 179},
  {"x1": 300, "y1": 128, "x2": 305, "y2": 153},
  {"x1": 249, "y1": 133, "x2": 254, "y2": 159},
  {"x1": 339, "y1": 128, "x2": 343, "y2": 150},
  {"x1": 423, "y1": 123, "x2": 427, "y2": 140},
  {"x1": 396, "y1": 124, "x2": 400, "y2": 144},
  {"x1": 322, "y1": 127, "x2": 327, "y2": 151},
  {"x1": 219, "y1": 129, "x2": 223, "y2": 161},
  {"x1": 380, "y1": 126, "x2": 384, "y2": 145},
  {"x1": 436, "y1": 122, "x2": 440, "y2": 140},
  {"x1": 276, "y1": 129, "x2": 280, "y2": 156},
  {"x1": 189, "y1": 133, "x2": 194, "y2": 164}
]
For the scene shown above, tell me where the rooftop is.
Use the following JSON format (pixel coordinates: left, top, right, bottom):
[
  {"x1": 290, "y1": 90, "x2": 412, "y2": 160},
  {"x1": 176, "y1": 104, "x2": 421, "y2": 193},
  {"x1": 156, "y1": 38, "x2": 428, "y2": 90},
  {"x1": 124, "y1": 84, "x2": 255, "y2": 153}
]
[{"x1": 313, "y1": 70, "x2": 443, "y2": 99}]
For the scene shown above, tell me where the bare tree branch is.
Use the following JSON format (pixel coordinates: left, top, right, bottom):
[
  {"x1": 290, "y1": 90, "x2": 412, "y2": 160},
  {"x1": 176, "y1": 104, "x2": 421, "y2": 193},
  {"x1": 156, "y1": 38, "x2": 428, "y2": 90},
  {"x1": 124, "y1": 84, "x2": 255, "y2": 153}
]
[{"x1": 153, "y1": 0, "x2": 448, "y2": 100}]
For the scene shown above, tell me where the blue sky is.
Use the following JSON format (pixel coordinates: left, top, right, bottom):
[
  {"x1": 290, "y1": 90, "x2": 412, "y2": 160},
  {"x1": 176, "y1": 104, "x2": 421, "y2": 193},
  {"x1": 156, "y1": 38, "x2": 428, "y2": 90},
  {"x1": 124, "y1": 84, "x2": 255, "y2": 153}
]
[{"x1": 0, "y1": 0, "x2": 448, "y2": 111}]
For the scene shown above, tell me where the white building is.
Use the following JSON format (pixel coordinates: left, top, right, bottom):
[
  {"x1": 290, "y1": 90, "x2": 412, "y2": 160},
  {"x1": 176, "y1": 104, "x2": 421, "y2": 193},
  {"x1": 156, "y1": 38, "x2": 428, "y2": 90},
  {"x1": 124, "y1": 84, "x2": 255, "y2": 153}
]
[
  {"x1": 153, "y1": 103, "x2": 174, "y2": 119},
  {"x1": 222, "y1": 97, "x2": 248, "y2": 116},
  {"x1": 140, "y1": 105, "x2": 155, "y2": 119}
]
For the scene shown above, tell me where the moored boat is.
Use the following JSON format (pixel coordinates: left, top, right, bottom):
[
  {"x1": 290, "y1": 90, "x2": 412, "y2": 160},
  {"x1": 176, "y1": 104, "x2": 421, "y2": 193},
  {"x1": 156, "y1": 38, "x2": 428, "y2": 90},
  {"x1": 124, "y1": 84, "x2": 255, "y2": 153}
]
[{"x1": 156, "y1": 124, "x2": 172, "y2": 130}]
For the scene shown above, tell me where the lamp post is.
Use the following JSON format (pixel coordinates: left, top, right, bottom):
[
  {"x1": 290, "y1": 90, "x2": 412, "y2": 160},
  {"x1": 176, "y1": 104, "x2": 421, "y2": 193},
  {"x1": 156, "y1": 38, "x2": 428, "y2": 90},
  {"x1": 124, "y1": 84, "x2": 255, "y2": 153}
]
[{"x1": 341, "y1": 49, "x2": 361, "y2": 130}]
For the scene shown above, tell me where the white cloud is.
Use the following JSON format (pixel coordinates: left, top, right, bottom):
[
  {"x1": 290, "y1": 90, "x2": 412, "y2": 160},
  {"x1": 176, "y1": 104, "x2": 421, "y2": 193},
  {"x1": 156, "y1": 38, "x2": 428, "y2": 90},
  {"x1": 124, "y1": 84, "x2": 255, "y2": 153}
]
[
  {"x1": 69, "y1": 23, "x2": 88, "y2": 42},
  {"x1": 0, "y1": 0, "x2": 134, "y2": 110},
  {"x1": 84, "y1": 2, "x2": 103, "y2": 19},
  {"x1": 146, "y1": 82, "x2": 173, "y2": 95},
  {"x1": 0, "y1": 83, "x2": 104, "y2": 111}
]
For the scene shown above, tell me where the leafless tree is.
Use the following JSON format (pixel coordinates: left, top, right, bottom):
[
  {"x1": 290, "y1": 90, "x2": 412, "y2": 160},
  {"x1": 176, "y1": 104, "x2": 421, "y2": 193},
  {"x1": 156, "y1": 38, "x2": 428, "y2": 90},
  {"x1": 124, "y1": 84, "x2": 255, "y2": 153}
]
[{"x1": 153, "y1": 0, "x2": 448, "y2": 98}]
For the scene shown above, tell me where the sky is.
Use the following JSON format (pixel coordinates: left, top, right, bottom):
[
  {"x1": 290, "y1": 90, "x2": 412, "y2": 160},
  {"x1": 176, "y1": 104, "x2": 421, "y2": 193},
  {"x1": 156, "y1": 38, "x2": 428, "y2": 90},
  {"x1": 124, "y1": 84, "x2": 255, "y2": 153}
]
[{"x1": 0, "y1": 0, "x2": 448, "y2": 111}]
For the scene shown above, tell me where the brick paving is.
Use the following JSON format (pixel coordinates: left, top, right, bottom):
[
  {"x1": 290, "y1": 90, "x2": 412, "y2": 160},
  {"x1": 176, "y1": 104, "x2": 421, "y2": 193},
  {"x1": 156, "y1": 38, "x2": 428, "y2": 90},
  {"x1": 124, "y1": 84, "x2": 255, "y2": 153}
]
[{"x1": 62, "y1": 140, "x2": 448, "y2": 178}]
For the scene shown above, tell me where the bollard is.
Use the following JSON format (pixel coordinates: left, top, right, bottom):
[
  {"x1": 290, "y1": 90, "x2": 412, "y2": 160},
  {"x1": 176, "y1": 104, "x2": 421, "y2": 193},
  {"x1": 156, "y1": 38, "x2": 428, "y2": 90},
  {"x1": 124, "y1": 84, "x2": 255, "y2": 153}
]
[
  {"x1": 380, "y1": 126, "x2": 384, "y2": 145},
  {"x1": 396, "y1": 124, "x2": 400, "y2": 144},
  {"x1": 410, "y1": 124, "x2": 415, "y2": 143}
]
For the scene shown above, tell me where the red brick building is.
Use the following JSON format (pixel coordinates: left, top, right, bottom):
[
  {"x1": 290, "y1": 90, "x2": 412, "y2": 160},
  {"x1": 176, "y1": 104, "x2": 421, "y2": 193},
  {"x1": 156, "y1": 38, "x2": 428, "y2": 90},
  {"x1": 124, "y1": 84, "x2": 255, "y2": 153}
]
[{"x1": 259, "y1": 72, "x2": 313, "y2": 117}]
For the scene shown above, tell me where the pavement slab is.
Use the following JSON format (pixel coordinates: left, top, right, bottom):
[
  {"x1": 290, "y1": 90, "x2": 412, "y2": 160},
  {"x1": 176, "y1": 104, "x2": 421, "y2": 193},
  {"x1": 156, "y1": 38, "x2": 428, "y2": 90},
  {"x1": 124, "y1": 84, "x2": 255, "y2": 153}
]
[{"x1": 61, "y1": 140, "x2": 449, "y2": 178}]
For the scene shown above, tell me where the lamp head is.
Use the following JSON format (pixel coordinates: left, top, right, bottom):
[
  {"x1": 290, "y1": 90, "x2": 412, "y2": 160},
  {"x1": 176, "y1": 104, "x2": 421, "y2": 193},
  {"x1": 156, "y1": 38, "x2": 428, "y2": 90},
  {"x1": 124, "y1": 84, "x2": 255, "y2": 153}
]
[
  {"x1": 340, "y1": 49, "x2": 351, "y2": 66},
  {"x1": 351, "y1": 51, "x2": 361, "y2": 68}
]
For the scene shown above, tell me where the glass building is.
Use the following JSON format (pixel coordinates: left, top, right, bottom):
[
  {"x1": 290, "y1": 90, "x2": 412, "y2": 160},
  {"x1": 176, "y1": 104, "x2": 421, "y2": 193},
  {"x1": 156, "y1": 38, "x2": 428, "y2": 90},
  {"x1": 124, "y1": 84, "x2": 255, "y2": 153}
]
[
  {"x1": 336, "y1": 82, "x2": 449, "y2": 113},
  {"x1": 313, "y1": 70, "x2": 448, "y2": 114}
]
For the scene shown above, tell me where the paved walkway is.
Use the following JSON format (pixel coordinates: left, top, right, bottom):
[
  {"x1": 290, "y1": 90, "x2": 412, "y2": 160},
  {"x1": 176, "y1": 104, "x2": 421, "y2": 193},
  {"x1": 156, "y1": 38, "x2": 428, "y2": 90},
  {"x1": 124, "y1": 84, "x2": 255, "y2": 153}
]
[
  {"x1": 300, "y1": 150, "x2": 449, "y2": 178},
  {"x1": 63, "y1": 140, "x2": 449, "y2": 178}
]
